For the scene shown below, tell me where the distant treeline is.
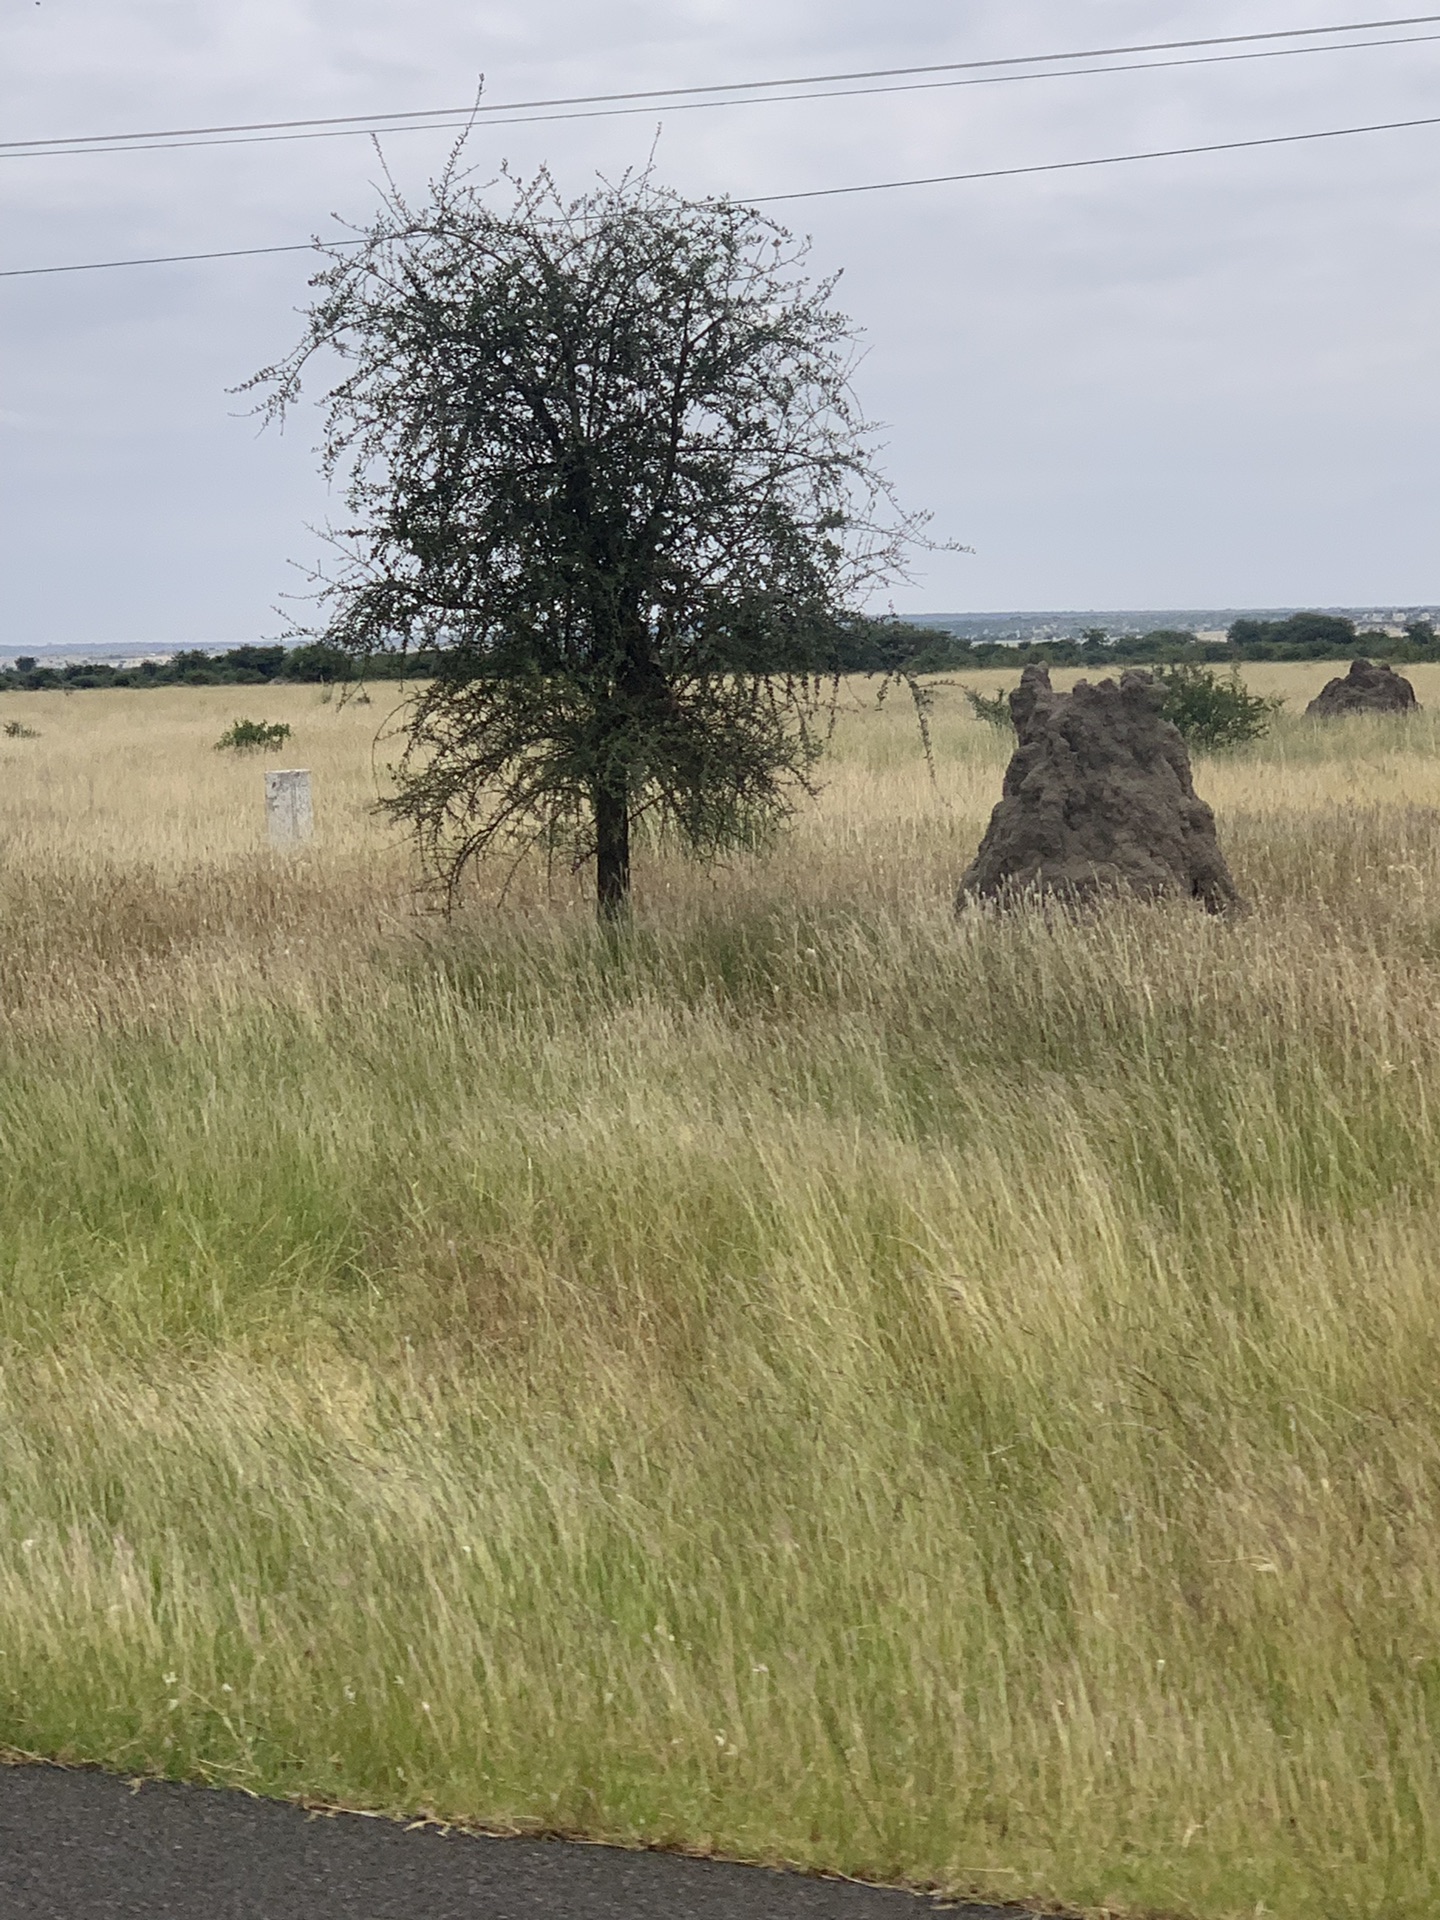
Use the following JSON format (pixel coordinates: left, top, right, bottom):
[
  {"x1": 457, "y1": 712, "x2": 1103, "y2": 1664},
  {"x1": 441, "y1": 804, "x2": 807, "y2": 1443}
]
[
  {"x1": 877, "y1": 611, "x2": 1440, "y2": 671},
  {"x1": 2, "y1": 612, "x2": 1435, "y2": 690},
  {"x1": 0, "y1": 643, "x2": 419, "y2": 691}
]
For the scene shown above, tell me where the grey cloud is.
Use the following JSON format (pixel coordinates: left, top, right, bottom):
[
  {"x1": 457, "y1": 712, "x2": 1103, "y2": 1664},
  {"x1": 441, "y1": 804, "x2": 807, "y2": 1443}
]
[{"x1": 2, "y1": 0, "x2": 1437, "y2": 643}]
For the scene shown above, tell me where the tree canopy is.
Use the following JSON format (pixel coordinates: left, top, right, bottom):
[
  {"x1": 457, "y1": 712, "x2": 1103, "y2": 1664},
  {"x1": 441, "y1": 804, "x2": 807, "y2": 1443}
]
[{"x1": 250, "y1": 163, "x2": 924, "y2": 914}]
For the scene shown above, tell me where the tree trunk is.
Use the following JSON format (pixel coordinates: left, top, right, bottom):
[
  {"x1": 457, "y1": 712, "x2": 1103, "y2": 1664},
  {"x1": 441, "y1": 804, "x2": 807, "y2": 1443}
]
[{"x1": 594, "y1": 776, "x2": 631, "y2": 921}]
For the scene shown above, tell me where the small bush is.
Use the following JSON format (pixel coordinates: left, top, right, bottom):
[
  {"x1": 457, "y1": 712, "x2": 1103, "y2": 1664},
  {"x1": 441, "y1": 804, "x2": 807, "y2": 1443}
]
[
  {"x1": 214, "y1": 718, "x2": 292, "y2": 753},
  {"x1": 961, "y1": 685, "x2": 1015, "y2": 729},
  {"x1": 1150, "y1": 663, "x2": 1281, "y2": 751},
  {"x1": 961, "y1": 667, "x2": 1280, "y2": 751},
  {"x1": 3, "y1": 720, "x2": 40, "y2": 739}
]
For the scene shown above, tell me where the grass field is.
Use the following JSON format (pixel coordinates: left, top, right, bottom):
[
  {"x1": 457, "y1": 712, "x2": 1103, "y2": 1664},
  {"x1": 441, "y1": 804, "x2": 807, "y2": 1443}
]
[{"x1": 3, "y1": 665, "x2": 1440, "y2": 1919}]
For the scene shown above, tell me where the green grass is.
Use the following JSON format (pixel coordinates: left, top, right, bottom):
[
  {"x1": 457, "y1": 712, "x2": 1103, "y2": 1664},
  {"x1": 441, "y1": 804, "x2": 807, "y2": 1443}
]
[{"x1": 4, "y1": 684, "x2": 1440, "y2": 1916}]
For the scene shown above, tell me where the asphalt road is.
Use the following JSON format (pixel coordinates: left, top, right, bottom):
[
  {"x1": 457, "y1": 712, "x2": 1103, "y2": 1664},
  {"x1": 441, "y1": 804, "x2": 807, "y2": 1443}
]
[{"x1": 0, "y1": 1764, "x2": 1033, "y2": 1919}]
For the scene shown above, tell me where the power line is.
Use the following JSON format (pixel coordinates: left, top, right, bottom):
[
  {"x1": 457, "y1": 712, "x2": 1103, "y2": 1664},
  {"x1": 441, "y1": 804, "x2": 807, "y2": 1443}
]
[
  {"x1": 2, "y1": 12, "x2": 1437, "y2": 155},
  {"x1": 5, "y1": 109, "x2": 1438, "y2": 281},
  {"x1": 751, "y1": 109, "x2": 1440, "y2": 202},
  {"x1": 0, "y1": 239, "x2": 350, "y2": 278},
  {"x1": 7, "y1": 32, "x2": 1439, "y2": 162}
]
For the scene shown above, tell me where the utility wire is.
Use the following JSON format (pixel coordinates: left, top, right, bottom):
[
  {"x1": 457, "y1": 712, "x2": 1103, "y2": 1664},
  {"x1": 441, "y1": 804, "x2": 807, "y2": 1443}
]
[
  {"x1": 2, "y1": 11, "x2": 1436, "y2": 155},
  {"x1": 0, "y1": 240, "x2": 351, "y2": 277},
  {"x1": 6, "y1": 32, "x2": 1439, "y2": 161},
  {"x1": 4, "y1": 109, "x2": 1439, "y2": 280},
  {"x1": 750, "y1": 109, "x2": 1440, "y2": 202}
]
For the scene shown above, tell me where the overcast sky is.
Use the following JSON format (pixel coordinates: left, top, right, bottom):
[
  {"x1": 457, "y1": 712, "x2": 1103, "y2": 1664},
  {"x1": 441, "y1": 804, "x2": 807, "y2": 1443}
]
[{"x1": 2, "y1": 0, "x2": 1437, "y2": 645}]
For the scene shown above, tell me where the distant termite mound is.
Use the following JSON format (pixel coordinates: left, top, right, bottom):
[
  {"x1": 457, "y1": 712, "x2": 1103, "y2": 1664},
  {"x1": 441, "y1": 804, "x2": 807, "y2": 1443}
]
[
  {"x1": 1305, "y1": 658, "x2": 1419, "y2": 717},
  {"x1": 957, "y1": 664, "x2": 1245, "y2": 913}
]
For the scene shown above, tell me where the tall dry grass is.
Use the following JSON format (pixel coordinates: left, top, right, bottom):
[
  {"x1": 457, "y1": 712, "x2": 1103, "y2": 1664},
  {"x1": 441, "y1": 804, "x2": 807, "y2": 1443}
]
[{"x1": 3, "y1": 671, "x2": 1440, "y2": 1918}]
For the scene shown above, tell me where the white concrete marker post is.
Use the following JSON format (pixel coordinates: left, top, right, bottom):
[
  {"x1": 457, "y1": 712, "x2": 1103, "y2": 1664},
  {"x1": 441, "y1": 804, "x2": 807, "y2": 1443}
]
[{"x1": 265, "y1": 768, "x2": 314, "y2": 847}]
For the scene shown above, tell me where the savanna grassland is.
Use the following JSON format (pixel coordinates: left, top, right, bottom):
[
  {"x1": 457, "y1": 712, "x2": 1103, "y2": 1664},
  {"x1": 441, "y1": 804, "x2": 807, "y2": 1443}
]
[{"x1": 4, "y1": 665, "x2": 1440, "y2": 1919}]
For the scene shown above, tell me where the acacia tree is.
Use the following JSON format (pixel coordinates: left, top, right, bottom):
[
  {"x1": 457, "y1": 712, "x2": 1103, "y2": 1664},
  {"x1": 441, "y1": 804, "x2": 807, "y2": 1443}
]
[{"x1": 251, "y1": 163, "x2": 925, "y2": 917}]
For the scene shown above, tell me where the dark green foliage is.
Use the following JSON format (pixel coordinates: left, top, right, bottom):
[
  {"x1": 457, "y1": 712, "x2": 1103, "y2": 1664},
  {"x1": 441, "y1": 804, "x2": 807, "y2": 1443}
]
[
  {"x1": 1128, "y1": 628, "x2": 1208, "y2": 658},
  {"x1": 891, "y1": 613, "x2": 1440, "y2": 673},
  {"x1": 881, "y1": 626, "x2": 1228, "y2": 672},
  {"x1": 961, "y1": 685, "x2": 1015, "y2": 729},
  {"x1": 961, "y1": 664, "x2": 1280, "y2": 751},
  {"x1": 1149, "y1": 663, "x2": 1281, "y2": 750},
  {"x1": 815, "y1": 617, "x2": 963, "y2": 675},
  {"x1": 0, "y1": 611, "x2": 1432, "y2": 699},
  {"x1": 1220, "y1": 610, "x2": 1435, "y2": 664},
  {"x1": 245, "y1": 165, "x2": 924, "y2": 917},
  {"x1": 221, "y1": 645, "x2": 287, "y2": 678},
  {"x1": 214, "y1": 718, "x2": 293, "y2": 753},
  {"x1": 279, "y1": 642, "x2": 354, "y2": 683},
  {"x1": 0, "y1": 644, "x2": 433, "y2": 694},
  {"x1": 1227, "y1": 611, "x2": 1356, "y2": 657}
]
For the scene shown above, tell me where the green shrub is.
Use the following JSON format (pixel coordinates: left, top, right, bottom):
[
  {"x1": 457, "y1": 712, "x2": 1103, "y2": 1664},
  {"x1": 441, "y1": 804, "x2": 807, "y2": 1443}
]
[
  {"x1": 1149, "y1": 662, "x2": 1282, "y2": 751},
  {"x1": 963, "y1": 666, "x2": 1280, "y2": 752},
  {"x1": 961, "y1": 685, "x2": 1015, "y2": 729},
  {"x1": 3, "y1": 720, "x2": 39, "y2": 739},
  {"x1": 214, "y1": 718, "x2": 292, "y2": 753}
]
